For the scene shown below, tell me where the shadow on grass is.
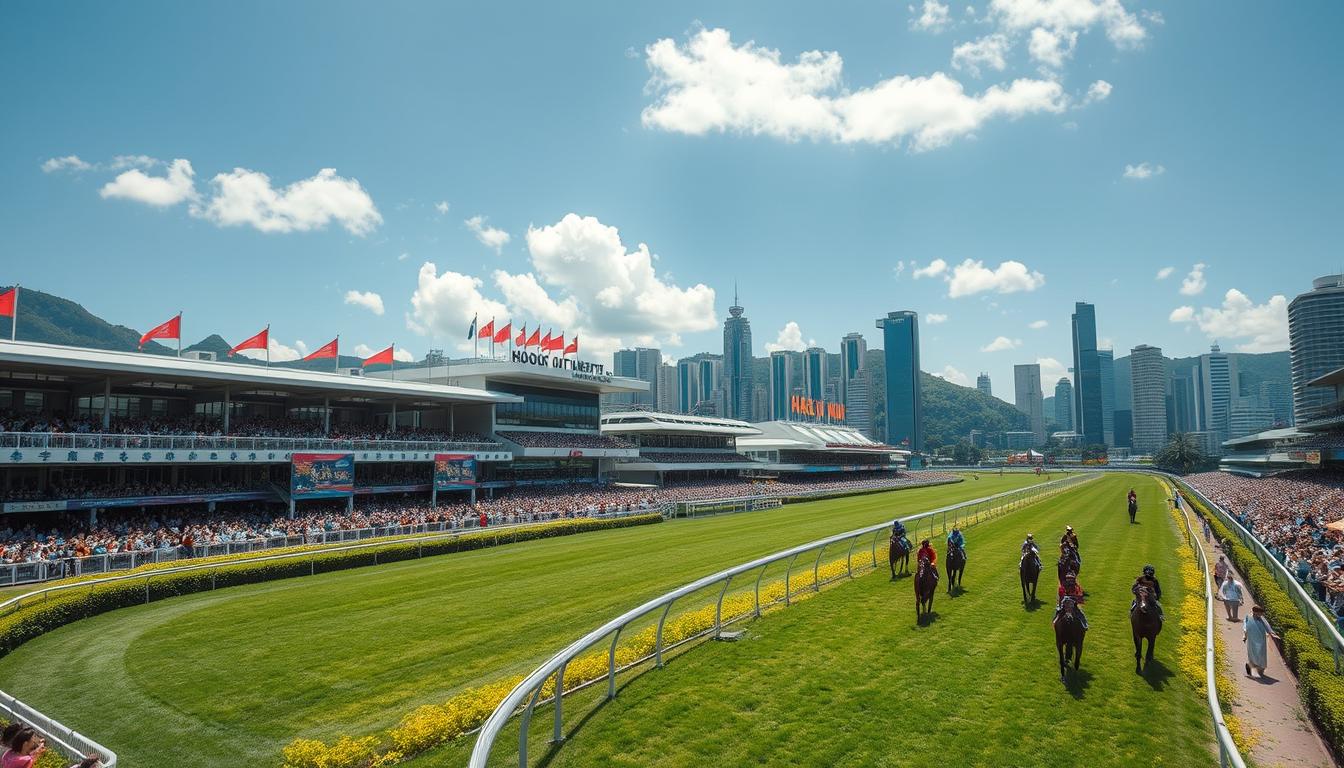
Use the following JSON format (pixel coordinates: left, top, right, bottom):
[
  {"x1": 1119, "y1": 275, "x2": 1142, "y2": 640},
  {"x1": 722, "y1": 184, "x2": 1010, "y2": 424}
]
[
  {"x1": 1063, "y1": 666, "x2": 1093, "y2": 699},
  {"x1": 947, "y1": 585, "x2": 969, "y2": 598},
  {"x1": 1024, "y1": 597, "x2": 1043, "y2": 612},
  {"x1": 914, "y1": 611, "x2": 941, "y2": 628},
  {"x1": 1140, "y1": 658, "x2": 1174, "y2": 690},
  {"x1": 1250, "y1": 673, "x2": 1280, "y2": 685}
]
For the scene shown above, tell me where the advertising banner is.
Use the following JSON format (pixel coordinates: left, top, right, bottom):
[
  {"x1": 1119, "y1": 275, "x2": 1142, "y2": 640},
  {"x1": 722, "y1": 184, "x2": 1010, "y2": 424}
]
[
  {"x1": 291, "y1": 452, "x2": 355, "y2": 498},
  {"x1": 434, "y1": 453, "x2": 478, "y2": 490}
]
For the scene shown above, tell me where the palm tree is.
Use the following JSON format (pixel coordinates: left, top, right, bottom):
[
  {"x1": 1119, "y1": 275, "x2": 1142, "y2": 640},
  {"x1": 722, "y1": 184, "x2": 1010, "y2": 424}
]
[{"x1": 1154, "y1": 433, "x2": 1208, "y2": 474}]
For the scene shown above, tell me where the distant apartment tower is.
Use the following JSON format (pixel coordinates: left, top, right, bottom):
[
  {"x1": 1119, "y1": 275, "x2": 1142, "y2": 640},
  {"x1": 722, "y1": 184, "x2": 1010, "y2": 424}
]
[
  {"x1": 769, "y1": 350, "x2": 793, "y2": 420},
  {"x1": 976, "y1": 372, "x2": 992, "y2": 398},
  {"x1": 1168, "y1": 371, "x2": 1199, "y2": 433},
  {"x1": 1013, "y1": 364, "x2": 1045, "y2": 444},
  {"x1": 1071, "y1": 302, "x2": 1105, "y2": 446},
  {"x1": 876, "y1": 311, "x2": 922, "y2": 450},
  {"x1": 612, "y1": 347, "x2": 660, "y2": 407},
  {"x1": 1289, "y1": 275, "x2": 1344, "y2": 423},
  {"x1": 804, "y1": 347, "x2": 828, "y2": 404},
  {"x1": 845, "y1": 368, "x2": 873, "y2": 434},
  {"x1": 1098, "y1": 349, "x2": 1116, "y2": 446},
  {"x1": 722, "y1": 289, "x2": 754, "y2": 422},
  {"x1": 840, "y1": 333, "x2": 867, "y2": 406},
  {"x1": 863, "y1": 349, "x2": 887, "y2": 441},
  {"x1": 1130, "y1": 344, "x2": 1168, "y2": 455},
  {"x1": 1054, "y1": 378, "x2": 1074, "y2": 431},
  {"x1": 1229, "y1": 401, "x2": 1275, "y2": 440},
  {"x1": 1197, "y1": 344, "x2": 1238, "y2": 441},
  {"x1": 677, "y1": 353, "x2": 722, "y2": 414},
  {"x1": 1259, "y1": 380, "x2": 1293, "y2": 427},
  {"x1": 656, "y1": 362, "x2": 678, "y2": 413}
]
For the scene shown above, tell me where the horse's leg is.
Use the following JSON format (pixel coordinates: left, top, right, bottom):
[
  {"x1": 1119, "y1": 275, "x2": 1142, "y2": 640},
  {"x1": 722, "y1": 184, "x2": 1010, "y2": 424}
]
[
  {"x1": 1058, "y1": 641, "x2": 1066, "y2": 682},
  {"x1": 1133, "y1": 631, "x2": 1143, "y2": 674},
  {"x1": 1147, "y1": 633, "x2": 1156, "y2": 664},
  {"x1": 1075, "y1": 634, "x2": 1083, "y2": 670}
]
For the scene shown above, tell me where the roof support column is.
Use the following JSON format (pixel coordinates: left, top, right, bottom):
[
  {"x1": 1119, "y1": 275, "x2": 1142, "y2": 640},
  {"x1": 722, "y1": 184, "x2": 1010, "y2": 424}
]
[
  {"x1": 391, "y1": 400, "x2": 397, "y2": 431},
  {"x1": 102, "y1": 377, "x2": 111, "y2": 431},
  {"x1": 324, "y1": 397, "x2": 330, "y2": 436},
  {"x1": 223, "y1": 385, "x2": 230, "y2": 433}
]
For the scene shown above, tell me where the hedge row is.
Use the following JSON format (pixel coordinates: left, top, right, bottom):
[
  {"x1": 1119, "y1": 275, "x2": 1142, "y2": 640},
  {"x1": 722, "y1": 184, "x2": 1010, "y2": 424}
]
[
  {"x1": 0, "y1": 514, "x2": 662, "y2": 661},
  {"x1": 1181, "y1": 484, "x2": 1344, "y2": 759}
]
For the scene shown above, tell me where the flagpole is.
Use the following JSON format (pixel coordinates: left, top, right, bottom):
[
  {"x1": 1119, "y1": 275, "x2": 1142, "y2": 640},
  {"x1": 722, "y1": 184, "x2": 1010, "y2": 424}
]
[
  {"x1": 490, "y1": 316, "x2": 495, "y2": 359},
  {"x1": 177, "y1": 311, "x2": 182, "y2": 357},
  {"x1": 391, "y1": 343, "x2": 396, "y2": 381},
  {"x1": 266, "y1": 324, "x2": 271, "y2": 367},
  {"x1": 472, "y1": 314, "x2": 478, "y2": 361},
  {"x1": 10, "y1": 284, "x2": 17, "y2": 341},
  {"x1": 335, "y1": 334, "x2": 341, "y2": 372}
]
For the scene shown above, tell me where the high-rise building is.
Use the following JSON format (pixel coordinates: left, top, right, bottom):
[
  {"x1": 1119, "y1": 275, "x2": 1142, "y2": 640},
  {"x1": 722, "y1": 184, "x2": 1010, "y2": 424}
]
[
  {"x1": 769, "y1": 350, "x2": 793, "y2": 420},
  {"x1": 1014, "y1": 364, "x2": 1045, "y2": 444},
  {"x1": 840, "y1": 333, "x2": 866, "y2": 406},
  {"x1": 722, "y1": 288, "x2": 754, "y2": 422},
  {"x1": 676, "y1": 357, "x2": 700, "y2": 413},
  {"x1": 1289, "y1": 275, "x2": 1344, "y2": 423},
  {"x1": 1130, "y1": 344, "x2": 1168, "y2": 455},
  {"x1": 1259, "y1": 380, "x2": 1293, "y2": 427},
  {"x1": 1054, "y1": 378, "x2": 1074, "y2": 431},
  {"x1": 1098, "y1": 349, "x2": 1116, "y2": 447},
  {"x1": 976, "y1": 372, "x2": 992, "y2": 398},
  {"x1": 656, "y1": 362, "x2": 678, "y2": 413},
  {"x1": 1071, "y1": 302, "x2": 1104, "y2": 446},
  {"x1": 863, "y1": 349, "x2": 886, "y2": 441},
  {"x1": 803, "y1": 347, "x2": 828, "y2": 403},
  {"x1": 1229, "y1": 401, "x2": 1275, "y2": 439},
  {"x1": 1168, "y1": 372, "x2": 1198, "y2": 433},
  {"x1": 1196, "y1": 344, "x2": 1238, "y2": 441},
  {"x1": 612, "y1": 347, "x2": 661, "y2": 407},
  {"x1": 846, "y1": 368, "x2": 873, "y2": 434},
  {"x1": 875, "y1": 311, "x2": 922, "y2": 450}
]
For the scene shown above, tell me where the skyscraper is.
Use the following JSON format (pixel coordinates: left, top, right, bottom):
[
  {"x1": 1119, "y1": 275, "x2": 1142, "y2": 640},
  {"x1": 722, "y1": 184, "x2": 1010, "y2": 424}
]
[
  {"x1": 1054, "y1": 377, "x2": 1073, "y2": 431},
  {"x1": 656, "y1": 362, "x2": 678, "y2": 413},
  {"x1": 1071, "y1": 302, "x2": 1104, "y2": 446},
  {"x1": 840, "y1": 333, "x2": 867, "y2": 406},
  {"x1": 1197, "y1": 343, "x2": 1237, "y2": 441},
  {"x1": 676, "y1": 357, "x2": 700, "y2": 413},
  {"x1": 976, "y1": 372, "x2": 992, "y2": 398},
  {"x1": 845, "y1": 368, "x2": 873, "y2": 434},
  {"x1": 1168, "y1": 371, "x2": 1198, "y2": 433},
  {"x1": 804, "y1": 347, "x2": 828, "y2": 403},
  {"x1": 769, "y1": 350, "x2": 793, "y2": 420},
  {"x1": 1130, "y1": 344, "x2": 1169, "y2": 455},
  {"x1": 1098, "y1": 349, "x2": 1116, "y2": 447},
  {"x1": 1014, "y1": 363, "x2": 1045, "y2": 444},
  {"x1": 1289, "y1": 275, "x2": 1344, "y2": 423},
  {"x1": 722, "y1": 287, "x2": 754, "y2": 422},
  {"x1": 876, "y1": 311, "x2": 922, "y2": 450},
  {"x1": 612, "y1": 347, "x2": 661, "y2": 407}
]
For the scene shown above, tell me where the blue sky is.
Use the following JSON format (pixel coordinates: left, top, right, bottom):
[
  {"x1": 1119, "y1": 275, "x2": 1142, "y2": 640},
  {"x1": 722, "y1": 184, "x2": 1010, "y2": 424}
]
[{"x1": 2, "y1": 1, "x2": 1340, "y2": 400}]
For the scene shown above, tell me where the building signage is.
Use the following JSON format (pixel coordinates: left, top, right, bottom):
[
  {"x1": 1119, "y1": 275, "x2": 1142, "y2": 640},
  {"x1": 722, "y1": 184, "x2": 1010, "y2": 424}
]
[
  {"x1": 1288, "y1": 449, "x2": 1323, "y2": 466},
  {"x1": 291, "y1": 453, "x2": 355, "y2": 498},
  {"x1": 790, "y1": 395, "x2": 846, "y2": 421},
  {"x1": 434, "y1": 453, "x2": 478, "y2": 490},
  {"x1": 511, "y1": 350, "x2": 608, "y2": 377}
]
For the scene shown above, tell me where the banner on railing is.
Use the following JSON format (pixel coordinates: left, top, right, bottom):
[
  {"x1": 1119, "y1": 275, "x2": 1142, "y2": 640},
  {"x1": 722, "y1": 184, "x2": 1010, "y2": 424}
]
[
  {"x1": 291, "y1": 453, "x2": 355, "y2": 498},
  {"x1": 434, "y1": 453, "x2": 478, "y2": 490}
]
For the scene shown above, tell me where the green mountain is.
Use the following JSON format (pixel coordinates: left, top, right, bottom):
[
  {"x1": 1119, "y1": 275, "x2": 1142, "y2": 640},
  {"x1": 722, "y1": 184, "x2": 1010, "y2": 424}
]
[
  {"x1": 1, "y1": 285, "x2": 173, "y2": 355},
  {"x1": 920, "y1": 372, "x2": 1030, "y2": 447}
]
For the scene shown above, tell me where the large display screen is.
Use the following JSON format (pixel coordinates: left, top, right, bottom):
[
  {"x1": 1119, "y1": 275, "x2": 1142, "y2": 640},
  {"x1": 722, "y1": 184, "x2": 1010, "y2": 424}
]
[
  {"x1": 434, "y1": 453, "x2": 478, "y2": 490},
  {"x1": 291, "y1": 452, "x2": 355, "y2": 498}
]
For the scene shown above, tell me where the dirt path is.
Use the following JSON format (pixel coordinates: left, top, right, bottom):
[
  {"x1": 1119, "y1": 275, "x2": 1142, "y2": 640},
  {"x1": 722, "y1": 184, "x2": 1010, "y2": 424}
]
[{"x1": 1187, "y1": 508, "x2": 1337, "y2": 768}]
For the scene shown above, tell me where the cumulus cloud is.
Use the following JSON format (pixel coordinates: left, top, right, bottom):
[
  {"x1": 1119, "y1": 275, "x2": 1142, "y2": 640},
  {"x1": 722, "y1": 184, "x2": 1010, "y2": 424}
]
[
  {"x1": 1123, "y1": 161, "x2": 1165, "y2": 180},
  {"x1": 952, "y1": 34, "x2": 1010, "y2": 77},
  {"x1": 493, "y1": 271, "x2": 582, "y2": 327},
  {"x1": 190, "y1": 167, "x2": 381, "y2": 235},
  {"x1": 910, "y1": 0, "x2": 952, "y2": 32},
  {"x1": 407, "y1": 262, "x2": 509, "y2": 343},
  {"x1": 351, "y1": 343, "x2": 415, "y2": 362},
  {"x1": 926, "y1": 313, "x2": 949, "y2": 324},
  {"x1": 988, "y1": 0, "x2": 1148, "y2": 49},
  {"x1": 344, "y1": 290, "x2": 385, "y2": 316},
  {"x1": 99, "y1": 159, "x2": 198, "y2": 207},
  {"x1": 394, "y1": 347, "x2": 416, "y2": 363},
  {"x1": 434, "y1": 201, "x2": 451, "y2": 215},
  {"x1": 1168, "y1": 306, "x2": 1194, "y2": 323},
  {"x1": 1173, "y1": 289, "x2": 1289, "y2": 353},
  {"x1": 765, "y1": 321, "x2": 815, "y2": 353},
  {"x1": 1155, "y1": 266, "x2": 1174, "y2": 280},
  {"x1": 237, "y1": 337, "x2": 306, "y2": 363},
  {"x1": 1029, "y1": 319, "x2": 1048, "y2": 329},
  {"x1": 1028, "y1": 27, "x2": 1078, "y2": 68},
  {"x1": 1037, "y1": 356, "x2": 1070, "y2": 384},
  {"x1": 913, "y1": 259, "x2": 948, "y2": 279},
  {"x1": 981, "y1": 335, "x2": 1022, "y2": 352},
  {"x1": 947, "y1": 258, "x2": 1045, "y2": 297},
  {"x1": 893, "y1": 262, "x2": 907, "y2": 280},
  {"x1": 41, "y1": 155, "x2": 92, "y2": 173},
  {"x1": 641, "y1": 27, "x2": 1067, "y2": 152},
  {"x1": 1084, "y1": 80, "x2": 1113, "y2": 104},
  {"x1": 1180, "y1": 263, "x2": 1207, "y2": 296},
  {"x1": 465, "y1": 215, "x2": 512, "y2": 253},
  {"x1": 934, "y1": 364, "x2": 971, "y2": 385}
]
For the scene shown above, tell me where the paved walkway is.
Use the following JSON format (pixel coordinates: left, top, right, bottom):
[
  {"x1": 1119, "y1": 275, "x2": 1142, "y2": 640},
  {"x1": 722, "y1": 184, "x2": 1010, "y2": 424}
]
[{"x1": 1187, "y1": 508, "x2": 1336, "y2": 768}]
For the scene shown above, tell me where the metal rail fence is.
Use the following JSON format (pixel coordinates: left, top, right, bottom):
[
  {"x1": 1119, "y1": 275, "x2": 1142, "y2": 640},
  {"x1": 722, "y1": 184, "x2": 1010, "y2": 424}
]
[
  {"x1": 469, "y1": 472, "x2": 1099, "y2": 768},
  {"x1": 0, "y1": 690, "x2": 117, "y2": 766}
]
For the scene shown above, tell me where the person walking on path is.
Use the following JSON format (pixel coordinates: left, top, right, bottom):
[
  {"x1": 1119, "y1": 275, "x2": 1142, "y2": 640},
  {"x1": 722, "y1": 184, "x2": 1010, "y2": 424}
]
[
  {"x1": 1214, "y1": 555, "x2": 1230, "y2": 589},
  {"x1": 1220, "y1": 576, "x2": 1245, "y2": 621},
  {"x1": 1244, "y1": 605, "x2": 1280, "y2": 678}
]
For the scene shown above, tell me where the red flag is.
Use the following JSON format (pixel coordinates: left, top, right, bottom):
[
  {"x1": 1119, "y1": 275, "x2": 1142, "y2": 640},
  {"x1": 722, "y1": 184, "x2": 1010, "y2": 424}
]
[
  {"x1": 229, "y1": 327, "x2": 269, "y2": 356},
  {"x1": 478, "y1": 319, "x2": 494, "y2": 340},
  {"x1": 564, "y1": 336, "x2": 578, "y2": 356},
  {"x1": 540, "y1": 330, "x2": 552, "y2": 350},
  {"x1": 0, "y1": 287, "x2": 15, "y2": 318},
  {"x1": 304, "y1": 337, "x2": 339, "y2": 361},
  {"x1": 548, "y1": 332, "x2": 565, "y2": 352},
  {"x1": 139, "y1": 313, "x2": 181, "y2": 349},
  {"x1": 526, "y1": 328, "x2": 541, "y2": 348},
  {"x1": 362, "y1": 345, "x2": 395, "y2": 367},
  {"x1": 493, "y1": 321, "x2": 512, "y2": 344},
  {"x1": 514, "y1": 324, "x2": 526, "y2": 347}
]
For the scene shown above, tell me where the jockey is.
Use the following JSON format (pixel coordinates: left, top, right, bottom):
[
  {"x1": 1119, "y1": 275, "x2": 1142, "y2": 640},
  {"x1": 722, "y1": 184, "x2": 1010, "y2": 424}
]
[
  {"x1": 947, "y1": 525, "x2": 965, "y2": 553},
  {"x1": 1020, "y1": 534, "x2": 1040, "y2": 566},
  {"x1": 892, "y1": 519, "x2": 912, "y2": 552},
  {"x1": 1127, "y1": 488, "x2": 1138, "y2": 506},
  {"x1": 1053, "y1": 571, "x2": 1088, "y2": 629},
  {"x1": 917, "y1": 538, "x2": 938, "y2": 567},
  {"x1": 1131, "y1": 564, "x2": 1164, "y2": 620},
  {"x1": 1061, "y1": 525, "x2": 1081, "y2": 564}
]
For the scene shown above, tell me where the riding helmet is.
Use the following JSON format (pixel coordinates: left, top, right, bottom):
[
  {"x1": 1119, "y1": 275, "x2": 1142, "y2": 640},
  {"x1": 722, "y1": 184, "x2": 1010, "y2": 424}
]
[{"x1": 1143, "y1": 564, "x2": 1155, "y2": 575}]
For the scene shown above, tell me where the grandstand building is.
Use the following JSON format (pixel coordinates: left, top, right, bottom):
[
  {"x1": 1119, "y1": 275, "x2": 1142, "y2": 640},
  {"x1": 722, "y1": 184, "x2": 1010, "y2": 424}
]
[
  {"x1": 599, "y1": 411, "x2": 761, "y2": 484},
  {"x1": 735, "y1": 421, "x2": 907, "y2": 475}
]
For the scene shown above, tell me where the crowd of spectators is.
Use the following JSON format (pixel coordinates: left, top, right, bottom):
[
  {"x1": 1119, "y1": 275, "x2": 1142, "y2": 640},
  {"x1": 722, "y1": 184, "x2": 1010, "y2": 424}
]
[
  {"x1": 630, "y1": 451, "x2": 753, "y2": 463},
  {"x1": 2, "y1": 478, "x2": 254, "y2": 502},
  {"x1": 497, "y1": 430, "x2": 635, "y2": 449},
  {"x1": 1186, "y1": 469, "x2": 1344, "y2": 622}
]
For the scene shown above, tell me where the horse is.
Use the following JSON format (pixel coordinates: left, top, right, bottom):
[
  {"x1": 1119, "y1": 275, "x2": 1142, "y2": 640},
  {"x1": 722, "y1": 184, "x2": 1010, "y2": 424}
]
[
  {"x1": 1020, "y1": 551, "x2": 1041, "y2": 604},
  {"x1": 889, "y1": 535, "x2": 912, "y2": 579},
  {"x1": 1054, "y1": 595, "x2": 1086, "y2": 682},
  {"x1": 1130, "y1": 585, "x2": 1163, "y2": 673},
  {"x1": 914, "y1": 555, "x2": 938, "y2": 621},
  {"x1": 1057, "y1": 546, "x2": 1081, "y2": 584},
  {"x1": 946, "y1": 544, "x2": 966, "y2": 593},
  {"x1": 1128, "y1": 497, "x2": 1139, "y2": 524}
]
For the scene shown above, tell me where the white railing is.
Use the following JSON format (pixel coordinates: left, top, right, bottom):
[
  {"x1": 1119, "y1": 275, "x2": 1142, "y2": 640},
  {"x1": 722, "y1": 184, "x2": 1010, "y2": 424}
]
[
  {"x1": 672, "y1": 476, "x2": 964, "y2": 517},
  {"x1": 0, "y1": 690, "x2": 117, "y2": 766},
  {"x1": 1168, "y1": 479, "x2": 1247, "y2": 768},
  {"x1": 469, "y1": 472, "x2": 1098, "y2": 768},
  {"x1": 0, "y1": 430, "x2": 502, "y2": 453}
]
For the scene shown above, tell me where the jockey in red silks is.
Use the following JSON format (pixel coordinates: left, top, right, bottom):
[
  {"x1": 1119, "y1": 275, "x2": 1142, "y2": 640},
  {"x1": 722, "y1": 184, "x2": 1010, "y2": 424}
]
[
  {"x1": 1054, "y1": 571, "x2": 1088, "y2": 629},
  {"x1": 917, "y1": 538, "x2": 937, "y2": 567}
]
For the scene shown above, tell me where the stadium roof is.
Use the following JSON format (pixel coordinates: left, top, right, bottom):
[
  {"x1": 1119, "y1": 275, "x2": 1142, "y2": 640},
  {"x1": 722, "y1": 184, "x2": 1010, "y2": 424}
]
[
  {"x1": 1308, "y1": 365, "x2": 1344, "y2": 389},
  {"x1": 1222, "y1": 427, "x2": 1308, "y2": 448},
  {"x1": 600, "y1": 411, "x2": 761, "y2": 436},
  {"x1": 0, "y1": 340, "x2": 520, "y2": 405},
  {"x1": 735, "y1": 421, "x2": 903, "y2": 454},
  {"x1": 379, "y1": 358, "x2": 646, "y2": 395}
]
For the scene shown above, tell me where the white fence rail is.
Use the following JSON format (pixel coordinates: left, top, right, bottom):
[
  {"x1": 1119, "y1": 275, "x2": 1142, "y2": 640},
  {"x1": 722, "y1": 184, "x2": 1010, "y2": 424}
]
[
  {"x1": 0, "y1": 690, "x2": 116, "y2": 766},
  {"x1": 469, "y1": 472, "x2": 1098, "y2": 768}
]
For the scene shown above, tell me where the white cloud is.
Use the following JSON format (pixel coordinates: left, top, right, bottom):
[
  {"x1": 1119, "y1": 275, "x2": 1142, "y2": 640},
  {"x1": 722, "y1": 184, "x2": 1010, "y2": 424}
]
[
  {"x1": 398, "y1": 252, "x2": 409, "y2": 261},
  {"x1": 934, "y1": 364, "x2": 971, "y2": 385},
  {"x1": 41, "y1": 155, "x2": 92, "y2": 173},
  {"x1": 1168, "y1": 306, "x2": 1194, "y2": 323},
  {"x1": 1027, "y1": 27, "x2": 1077, "y2": 68},
  {"x1": 465, "y1": 215, "x2": 512, "y2": 253},
  {"x1": 190, "y1": 167, "x2": 381, "y2": 235},
  {"x1": 893, "y1": 262, "x2": 907, "y2": 280},
  {"x1": 1180, "y1": 289, "x2": 1289, "y2": 353},
  {"x1": 1084, "y1": 80, "x2": 1112, "y2": 104},
  {"x1": 951, "y1": 34, "x2": 1010, "y2": 77},
  {"x1": 926, "y1": 313, "x2": 949, "y2": 324},
  {"x1": 981, "y1": 335, "x2": 1021, "y2": 352},
  {"x1": 641, "y1": 27, "x2": 1067, "y2": 152},
  {"x1": 407, "y1": 262, "x2": 509, "y2": 344},
  {"x1": 1029, "y1": 319, "x2": 1048, "y2": 329},
  {"x1": 492, "y1": 270, "x2": 582, "y2": 327},
  {"x1": 1038, "y1": 356, "x2": 1070, "y2": 384},
  {"x1": 237, "y1": 337, "x2": 305, "y2": 363},
  {"x1": 434, "y1": 201, "x2": 451, "y2": 215},
  {"x1": 394, "y1": 347, "x2": 416, "y2": 363},
  {"x1": 988, "y1": 0, "x2": 1148, "y2": 49},
  {"x1": 1123, "y1": 161, "x2": 1165, "y2": 180},
  {"x1": 1155, "y1": 266, "x2": 1174, "y2": 280},
  {"x1": 1180, "y1": 263, "x2": 1207, "y2": 296},
  {"x1": 913, "y1": 258, "x2": 948, "y2": 279},
  {"x1": 765, "y1": 321, "x2": 817, "y2": 353},
  {"x1": 910, "y1": 0, "x2": 952, "y2": 32},
  {"x1": 947, "y1": 258, "x2": 1045, "y2": 297},
  {"x1": 99, "y1": 158, "x2": 198, "y2": 207},
  {"x1": 352, "y1": 343, "x2": 375, "y2": 357},
  {"x1": 344, "y1": 290, "x2": 385, "y2": 316}
]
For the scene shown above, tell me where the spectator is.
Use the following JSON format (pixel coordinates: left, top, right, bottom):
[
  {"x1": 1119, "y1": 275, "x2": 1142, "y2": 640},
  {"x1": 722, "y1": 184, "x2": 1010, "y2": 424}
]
[
  {"x1": 1219, "y1": 577, "x2": 1245, "y2": 622},
  {"x1": 1243, "y1": 605, "x2": 1279, "y2": 678},
  {"x1": 3, "y1": 726, "x2": 46, "y2": 768},
  {"x1": 1214, "y1": 555, "x2": 1229, "y2": 589}
]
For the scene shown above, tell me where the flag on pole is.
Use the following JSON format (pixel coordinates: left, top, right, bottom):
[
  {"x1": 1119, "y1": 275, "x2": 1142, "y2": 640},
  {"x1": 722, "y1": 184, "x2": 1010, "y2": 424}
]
[
  {"x1": 540, "y1": 329, "x2": 552, "y2": 350},
  {"x1": 305, "y1": 337, "x2": 339, "y2": 361},
  {"x1": 229, "y1": 326, "x2": 269, "y2": 357},
  {"x1": 362, "y1": 345, "x2": 395, "y2": 367},
  {"x1": 526, "y1": 327, "x2": 541, "y2": 348},
  {"x1": 547, "y1": 332, "x2": 565, "y2": 352},
  {"x1": 515, "y1": 324, "x2": 527, "y2": 347},
  {"x1": 466, "y1": 314, "x2": 477, "y2": 339},
  {"x1": 564, "y1": 336, "x2": 578, "y2": 356},
  {"x1": 139, "y1": 313, "x2": 181, "y2": 350},
  {"x1": 478, "y1": 318, "x2": 494, "y2": 340},
  {"x1": 0, "y1": 285, "x2": 16, "y2": 341},
  {"x1": 493, "y1": 321, "x2": 511, "y2": 344}
]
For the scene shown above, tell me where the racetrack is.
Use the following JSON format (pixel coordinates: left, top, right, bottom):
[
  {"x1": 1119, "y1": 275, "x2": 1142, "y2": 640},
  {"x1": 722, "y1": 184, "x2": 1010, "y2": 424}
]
[
  {"x1": 425, "y1": 473, "x2": 1210, "y2": 768},
  {"x1": 0, "y1": 473, "x2": 1048, "y2": 767}
]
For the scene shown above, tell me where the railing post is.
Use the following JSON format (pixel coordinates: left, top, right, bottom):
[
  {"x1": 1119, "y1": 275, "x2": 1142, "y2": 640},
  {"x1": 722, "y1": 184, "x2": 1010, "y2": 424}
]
[
  {"x1": 871, "y1": 530, "x2": 879, "y2": 568},
  {"x1": 655, "y1": 597, "x2": 677, "y2": 668},
  {"x1": 754, "y1": 563, "x2": 766, "y2": 617},
  {"x1": 551, "y1": 663, "x2": 566, "y2": 744},
  {"x1": 812, "y1": 545, "x2": 825, "y2": 592},
  {"x1": 784, "y1": 552, "x2": 799, "y2": 606},
  {"x1": 714, "y1": 575, "x2": 734, "y2": 637},
  {"x1": 846, "y1": 535, "x2": 858, "y2": 577},
  {"x1": 607, "y1": 625, "x2": 623, "y2": 699},
  {"x1": 518, "y1": 686, "x2": 541, "y2": 767}
]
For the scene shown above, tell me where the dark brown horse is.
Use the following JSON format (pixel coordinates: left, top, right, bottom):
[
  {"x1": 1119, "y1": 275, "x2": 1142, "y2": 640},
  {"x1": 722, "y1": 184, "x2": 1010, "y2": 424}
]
[
  {"x1": 1130, "y1": 585, "x2": 1162, "y2": 673},
  {"x1": 1128, "y1": 497, "x2": 1138, "y2": 524},
  {"x1": 889, "y1": 535, "x2": 911, "y2": 579},
  {"x1": 1020, "y1": 551, "x2": 1041, "y2": 604},
  {"x1": 945, "y1": 544, "x2": 966, "y2": 593},
  {"x1": 1054, "y1": 595, "x2": 1086, "y2": 681},
  {"x1": 1057, "y1": 547, "x2": 1081, "y2": 584},
  {"x1": 914, "y1": 555, "x2": 937, "y2": 621}
]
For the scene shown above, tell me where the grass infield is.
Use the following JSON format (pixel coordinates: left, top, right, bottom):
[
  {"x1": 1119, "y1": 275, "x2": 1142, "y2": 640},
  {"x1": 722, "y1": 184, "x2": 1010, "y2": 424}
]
[{"x1": 0, "y1": 473, "x2": 1048, "y2": 767}]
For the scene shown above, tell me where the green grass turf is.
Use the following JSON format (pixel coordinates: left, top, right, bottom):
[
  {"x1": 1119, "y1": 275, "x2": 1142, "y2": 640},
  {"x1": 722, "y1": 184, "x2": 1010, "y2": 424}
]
[
  {"x1": 420, "y1": 473, "x2": 1211, "y2": 768},
  {"x1": 0, "y1": 473, "x2": 1050, "y2": 767}
]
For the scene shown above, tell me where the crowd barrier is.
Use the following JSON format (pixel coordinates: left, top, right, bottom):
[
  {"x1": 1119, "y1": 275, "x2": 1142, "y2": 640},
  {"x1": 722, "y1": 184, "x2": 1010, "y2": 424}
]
[{"x1": 0, "y1": 690, "x2": 116, "y2": 766}]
